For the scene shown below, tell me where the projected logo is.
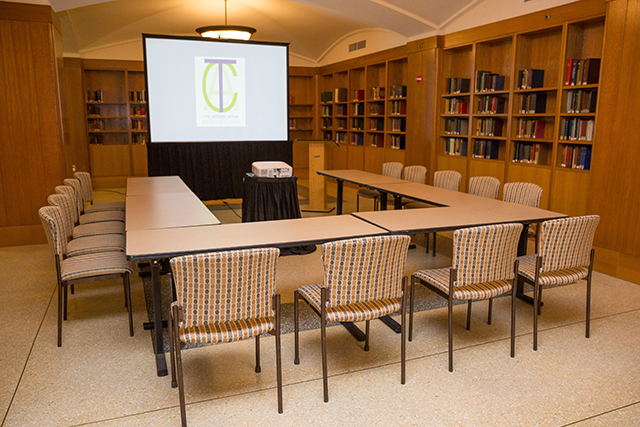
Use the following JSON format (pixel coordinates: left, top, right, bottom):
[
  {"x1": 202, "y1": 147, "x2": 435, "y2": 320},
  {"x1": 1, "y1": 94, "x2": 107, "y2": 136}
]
[{"x1": 195, "y1": 57, "x2": 246, "y2": 127}]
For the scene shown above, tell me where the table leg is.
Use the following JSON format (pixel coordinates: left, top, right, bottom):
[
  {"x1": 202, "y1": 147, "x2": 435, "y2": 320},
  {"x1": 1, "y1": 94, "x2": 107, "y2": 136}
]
[
  {"x1": 151, "y1": 259, "x2": 168, "y2": 376},
  {"x1": 336, "y1": 180, "x2": 344, "y2": 215},
  {"x1": 394, "y1": 195, "x2": 402, "y2": 210},
  {"x1": 379, "y1": 192, "x2": 388, "y2": 211}
]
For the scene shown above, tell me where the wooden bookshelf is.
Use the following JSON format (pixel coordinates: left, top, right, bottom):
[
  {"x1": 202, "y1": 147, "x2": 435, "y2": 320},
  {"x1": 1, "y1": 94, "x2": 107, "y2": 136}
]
[{"x1": 289, "y1": 69, "x2": 317, "y2": 178}]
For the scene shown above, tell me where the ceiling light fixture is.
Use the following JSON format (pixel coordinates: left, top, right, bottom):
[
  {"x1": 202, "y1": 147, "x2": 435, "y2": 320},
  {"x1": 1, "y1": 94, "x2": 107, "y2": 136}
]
[{"x1": 196, "y1": 0, "x2": 256, "y2": 41}]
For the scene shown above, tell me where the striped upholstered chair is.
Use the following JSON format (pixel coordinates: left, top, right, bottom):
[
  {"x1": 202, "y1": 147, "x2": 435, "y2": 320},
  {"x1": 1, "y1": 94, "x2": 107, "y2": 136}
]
[
  {"x1": 503, "y1": 182, "x2": 543, "y2": 253},
  {"x1": 55, "y1": 185, "x2": 124, "y2": 238},
  {"x1": 356, "y1": 162, "x2": 403, "y2": 211},
  {"x1": 74, "y1": 171, "x2": 125, "y2": 213},
  {"x1": 47, "y1": 193, "x2": 125, "y2": 257},
  {"x1": 517, "y1": 215, "x2": 600, "y2": 351},
  {"x1": 168, "y1": 248, "x2": 283, "y2": 425},
  {"x1": 468, "y1": 175, "x2": 501, "y2": 199},
  {"x1": 294, "y1": 234, "x2": 411, "y2": 402},
  {"x1": 410, "y1": 223, "x2": 523, "y2": 371},
  {"x1": 428, "y1": 170, "x2": 463, "y2": 256},
  {"x1": 38, "y1": 205, "x2": 134, "y2": 347},
  {"x1": 63, "y1": 178, "x2": 125, "y2": 225},
  {"x1": 401, "y1": 165, "x2": 428, "y2": 208}
]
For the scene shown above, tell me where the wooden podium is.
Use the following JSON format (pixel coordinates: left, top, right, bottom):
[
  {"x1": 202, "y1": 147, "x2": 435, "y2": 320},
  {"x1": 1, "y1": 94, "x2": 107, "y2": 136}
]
[{"x1": 295, "y1": 139, "x2": 337, "y2": 213}]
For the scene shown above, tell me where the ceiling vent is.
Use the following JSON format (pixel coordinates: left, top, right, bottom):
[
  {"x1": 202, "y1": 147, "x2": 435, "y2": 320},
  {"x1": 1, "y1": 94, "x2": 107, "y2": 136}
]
[{"x1": 349, "y1": 40, "x2": 366, "y2": 52}]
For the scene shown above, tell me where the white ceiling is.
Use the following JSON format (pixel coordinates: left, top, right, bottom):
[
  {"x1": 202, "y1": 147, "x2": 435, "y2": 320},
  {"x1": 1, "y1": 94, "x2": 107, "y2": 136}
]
[{"x1": 46, "y1": 0, "x2": 578, "y2": 65}]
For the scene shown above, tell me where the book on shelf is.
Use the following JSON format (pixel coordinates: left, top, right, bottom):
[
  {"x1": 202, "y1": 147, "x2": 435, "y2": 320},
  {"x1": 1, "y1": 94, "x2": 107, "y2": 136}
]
[
  {"x1": 369, "y1": 118, "x2": 384, "y2": 131},
  {"x1": 517, "y1": 69, "x2": 544, "y2": 89},
  {"x1": 472, "y1": 139, "x2": 500, "y2": 159},
  {"x1": 444, "y1": 137, "x2": 467, "y2": 156},
  {"x1": 476, "y1": 118, "x2": 503, "y2": 137},
  {"x1": 322, "y1": 118, "x2": 332, "y2": 129},
  {"x1": 88, "y1": 134, "x2": 104, "y2": 145},
  {"x1": 322, "y1": 105, "x2": 333, "y2": 117},
  {"x1": 565, "y1": 58, "x2": 601, "y2": 86},
  {"x1": 353, "y1": 89, "x2": 364, "y2": 101},
  {"x1": 389, "y1": 85, "x2": 407, "y2": 98},
  {"x1": 351, "y1": 132, "x2": 364, "y2": 145},
  {"x1": 370, "y1": 86, "x2": 386, "y2": 100},
  {"x1": 561, "y1": 145, "x2": 592, "y2": 169},
  {"x1": 390, "y1": 100, "x2": 406, "y2": 115},
  {"x1": 369, "y1": 133, "x2": 384, "y2": 147},
  {"x1": 321, "y1": 91, "x2": 333, "y2": 103},
  {"x1": 391, "y1": 118, "x2": 406, "y2": 132},
  {"x1": 445, "y1": 98, "x2": 469, "y2": 114},
  {"x1": 566, "y1": 90, "x2": 597, "y2": 113},
  {"x1": 86, "y1": 89, "x2": 103, "y2": 103},
  {"x1": 445, "y1": 78, "x2": 470, "y2": 94},
  {"x1": 336, "y1": 104, "x2": 348, "y2": 116},
  {"x1": 444, "y1": 118, "x2": 468, "y2": 135},
  {"x1": 132, "y1": 133, "x2": 147, "y2": 145},
  {"x1": 516, "y1": 119, "x2": 546, "y2": 139},
  {"x1": 89, "y1": 118, "x2": 105, "y2": 131},
  {"x1": 559, "y1": 118, "x2": 595, "y2": 141},
  {"x1": 368, "y1": 103, "x2": 384, "y2": 115},
  {"x1": 336, "y1": 118, "x2": 347, "y2": 130},
  {"x1": 335, "y1": 131, "x2": 346, "y2": 144},
  {"x1": 335, "y1": 87, "x2": 348, "y2": 103},
  {"x1": 353, "y1": 103, "x2": 364, "y2": 116},
  {"x1": 352, "y1": 117, "x2": 364, "y2": 130},
  {"x1": 512, "y1": 142, "x2": 548, "y2": 165},
  {"x1": 476, "y1": 71, "x2": 505, "y2": 92},
  {"x1": 131, "y1": 119, "x2": 147, "y2": 131},
  {"x1": 477, "y1": 96, "x2": 505, "y2": 114},
  {"x1": 390, "y1": 135, "x2": 405, "y2": 150},
  {"x1": 129, "y1": 90, "x2": 146, "y2": 103},
  {"x1": 519, "y1": 93, "x2": 547, "y2": 114},
  {"x1": 87, "y1": 105, "x2": 101, "y2": 116}
]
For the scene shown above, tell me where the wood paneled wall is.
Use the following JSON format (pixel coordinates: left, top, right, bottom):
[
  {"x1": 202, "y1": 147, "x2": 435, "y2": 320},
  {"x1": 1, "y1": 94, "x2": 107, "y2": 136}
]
[{"x1": 0, "y1": 2, "x2": 66, "y2": 246}]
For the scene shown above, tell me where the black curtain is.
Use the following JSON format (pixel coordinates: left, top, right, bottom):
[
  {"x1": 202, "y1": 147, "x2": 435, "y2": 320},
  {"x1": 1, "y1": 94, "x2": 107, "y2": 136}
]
[{"x1": 147, "y1": 141, "x2": 293, "y2": 200}]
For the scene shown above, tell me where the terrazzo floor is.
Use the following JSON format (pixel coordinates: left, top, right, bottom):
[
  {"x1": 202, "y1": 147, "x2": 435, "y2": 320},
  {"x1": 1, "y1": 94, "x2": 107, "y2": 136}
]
[{"x1": 1, "y1": 181, "x2": 639, "y2": 426}]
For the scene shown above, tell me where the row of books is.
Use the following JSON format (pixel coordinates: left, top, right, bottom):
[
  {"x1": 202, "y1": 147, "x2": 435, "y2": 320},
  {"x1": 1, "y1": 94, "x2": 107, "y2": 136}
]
[
  {"x1": 352, "y1": 118, "x2": 364, "y2": 130},
  {"x1": 321, "y1": 91, "x2": 333, "y2": 103},
  {"x1": 559, "y1": 118, "x2": 595, "y2": 141},
  {"x1": 445, "y1": 77, "x2": 470, "y2": 95},
  {"x1": 335, "y1": 104, "x2": 348, "y2": 116},
  {"x1": 321, "y1": 105, "x2": 332, "y2": 116},
  {"x1": 335, "y1": 131, "x2": 346, "y2": 144},
  {"x1": 129, "y1": 90, "x2": 146, "y2": 103},
  {"x1": 131, "y1": 119, "x2": 147, "y2": 131},
  {"x1": 512, "y1": 142, "x2": 548, "y2": 165},
  {"x1": 477, "y1": 96, "x2": 505, "y2": 114},
  {"x1": 561, "y1": 145, "x2": 592, "y2": 170},
  {"x1": 565, "y1": 58, "x2": 600, "y2": 86},
  {"x1": 389, "y1": 85, "x2": 407, "y2": 99},
  {"x1": 517, "y1": 69, "x2": 545, "y2": 89},
  {"x1": 369, "y1": 134, "x2": 384, "y2": 147},
  {"x1": 444, "y1": 118, "x2": 469, "y2": 135},
  {"x1": 335, "y1": 87, "x2": 348, "y2": 103},
  {"x1": 322, "y1": 118, "x2": 332, "y2": 129},
  {"x1": 87, "y1": 105, "x2": 101, "y2": 116},
  {"x1": 88, "y1": 118, "x2": 106, "y2": 130},
  {"x1": 516, "y1": 119, "x2": 546, "y2": 139},
  {"x1": 389, "y1": 100, "x2": 407, "y2": 115},
  {"x1": 335, "y1": 118, "x2": 347, "y2": 130},
  {"x1": 352, "y1": 103, "x2": 365, "y2": 116},
  {"x1": 444, "y1": 137, "x2": 468, "y2": 156},
  {"x1": 353, "y1": 89, "x2": 365, "y2": 101},
  {"x1": 518, "y1": 93, "x2": 547, "y2": 114},
  {"x1": 132, "y1": 134, "x2": 147, "y2": 145},
  {"x1": 390, "y1": 135, "x2": 405, "y2": 150},
  {"x1": 369, "y1": 118, "x2": 384, "y2": 131},
  {"x1": 289, "y1": 118, "x2": 311, "y2": 130},
  {"x1": 351, "y1": 132, "x2": 364, "y2": 145},
  {"x1": 444, "y1": 98, "x2": 469, "y2": 115},
  {"x1": 369, "y1": 103, "x2": 384, "y2": 115},
  {"x1": 476, "y1": 71, "x2": 505, "y2": 92},
  {"x1": 371, "y1": 86, "x2": 386, "y2": 100},
  {"x1": 88, "y1": 134, "x2": 104, "y2": 145},
  {"x1": 472, "y1": 139, "x2": 500, "y2": 159},
  {"x1": 476, "y1": 118, "x2": 504, "y2": 137},
  {"x1": 390, "y1": 118, "x2": 406, "y2": 132},
  {"x1": 86, "y1": 89, "x2": 104, "y2": 103},
  {"x1": 131, "y1": 106, "x2": 146, "y2": 116},
  {"x1": 565, "y1": 90, "x2": 597, "y2": 114}
]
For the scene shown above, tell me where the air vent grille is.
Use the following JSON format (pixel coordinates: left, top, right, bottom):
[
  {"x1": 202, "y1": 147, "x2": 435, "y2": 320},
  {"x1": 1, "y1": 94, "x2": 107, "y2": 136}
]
[{"x1": 349, "y1": 40, "x2": 366, "y2": 52}]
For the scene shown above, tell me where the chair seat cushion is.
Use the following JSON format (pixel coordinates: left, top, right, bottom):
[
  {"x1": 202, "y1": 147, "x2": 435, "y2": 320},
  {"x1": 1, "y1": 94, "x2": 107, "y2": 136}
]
[
  {"x1": 85, "y1": 201, "x2": 125, "y2": 213},
  {"x1": 73, "y1": 221, "x2": 125, "y2": 238},
  {"x1": 357, "y1": 188, "x2": 380, "y2": 199},
  {"x1": 413, "y1": 268, "x2": 512, "y2": 300},
  {"x1": 517, "y1": 254, "x2": 588, "y2": 286},
  {"x1": 60, "y1": 251, "x2": 133, "y2": 282},
  {"x1": 79, "y1": 210, "x2": 125, "y2": 225},
  {"x1": 178, "y1": 315, "x2": 274, "y2": 344},
  {"x1": 66, "y1": 234, "x2": 125, "y2": 257},
  {"x1": 298, "y1": 283, "x2": 400, "y2": 322}
]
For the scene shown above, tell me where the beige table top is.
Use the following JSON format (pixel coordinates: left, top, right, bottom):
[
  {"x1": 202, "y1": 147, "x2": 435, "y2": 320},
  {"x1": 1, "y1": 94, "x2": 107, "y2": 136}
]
[
  {"x1": 365, "y1": 181, "x2": 482, "y2": 206},
  {"x1": 317, "y1": 169, "x2": 406, "y2": 186},
  {"x1": 125, "y1": 192, "x2": 221, "y2": 231},
  {"x1": 126, "y1": 215, "x2": 387, "y2": 260},
  {"x1": 126, "y1": 176, "x2": 192, "y2": 196}
]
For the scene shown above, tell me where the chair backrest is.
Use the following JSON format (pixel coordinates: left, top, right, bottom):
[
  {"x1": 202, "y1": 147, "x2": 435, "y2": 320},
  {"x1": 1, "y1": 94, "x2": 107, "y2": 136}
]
[
  {"x1": 452, "y1": 223, "x2": 523, "y2": 287},
  {"x1": 74, "y1": 171, "x2": 94, "y2": 205},
  {"x1": 38, "y1": 205, "x2": 68, "y2": 259},
  {"x1": 47, "y1": 193, "x2": 75, "y2": 240},
  {"x1": 538, "y1": 215, "x2": 600, "y2": 273},
  {"x1": 503, "y1": 182, "x2": 543, "y2": 207},
  {"x1": 322, "y1": 234, "x2": 411, "y2": 307},
  {"x1": 403, "y1": 165, "x2": 427, "y2": 184},
  {"x1": 55, "y1": 185, "x2": 79, "y2": 224},
  {"x1": 63, "y1": 178, "x2": 85, "y2": 215},
  {"x1": 468, "y1": 176, "x2": 501, "y2": 199},
  {"x1": 382, "y1": 162, "x2": 403, "y2": 179},
  {"x1": 170, "y1": 248, "x2": 280, "y2": 329},
  {"x1": 433, "y1": 170, "x2": 462, "y2": 191}
]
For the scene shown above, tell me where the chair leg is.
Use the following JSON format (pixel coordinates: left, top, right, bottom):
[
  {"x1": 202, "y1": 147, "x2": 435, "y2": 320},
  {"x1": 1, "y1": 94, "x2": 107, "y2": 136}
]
[
  {"x1": 274, "y1": 294, "x2": 283, "y2": 414},
  {"x1": 255, "y1": 335, "x2": 261, "y2": 373},
  {"x1": 432, "y1": 233, "x2": 437, "y2": 257},
  {"x1": 409, "y1": 277, "x2": 416, "y2": 342},
  {"x1": 538, "y1": 287, "x2": 543, "y2": 316},
  {"x1": 364, "y1": 320, "x2": 370, "y2": 351},
  {"x1": 321, "y1": 287, "x2": 329, "y2": 403},
  {"x1": 401, "y1": 277, "x2": 407, "y2": 385},
  {"x1": 466, "y1": 300, "x2": 472, "y2": 330},
  {"x1": 63, "y1": 284, "x2": 68, "y2": 321},
  {"x1": 533, "y1": 257, "x2": 542, "y2": 351},
  {"x1": 168, "y1": 306, "x2": 178, "y2": 388},
  {"x1": 511, "y1": 261, "x2": 518, "y2": 358},
  {"x1": 58, "y1": 280, "x2": 64, "y2": 347},
  {"x1": 294, "y1": 290, "x2": 300, "y2": 365},
  {"x1": 425, "y1": 233, "x2": 429, "y2": 254},
  {"x1": 124, "y1": 273, "x2": 133, "y2": 337},
  {"x1": 448, "y1": 296, "x2": 454, "y2": 372},
  {"x1": 175, "y1": 318, "x2": 188, "y2": 427},
  {"x1": 356, "y1": 194, "x2": 360, "y2": 212},
  {"x1": 586, "y1": 249, "x2": 595, "y2": 338},
  {"x1": 487, "y1": 298, "x2": 493, "y2": 325}
]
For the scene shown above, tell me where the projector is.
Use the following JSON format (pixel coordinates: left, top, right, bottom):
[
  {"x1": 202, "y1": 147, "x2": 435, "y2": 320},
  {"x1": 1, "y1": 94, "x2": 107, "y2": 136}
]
[{"x1": 251, "y1": 161, "x2": 293, "y2": 178}]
